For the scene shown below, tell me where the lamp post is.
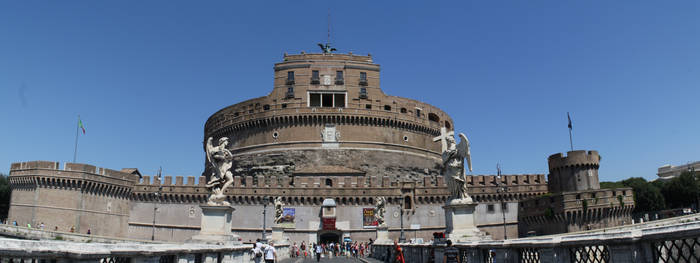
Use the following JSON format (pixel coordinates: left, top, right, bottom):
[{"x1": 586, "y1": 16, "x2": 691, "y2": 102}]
[
  {"x1": 262, "y1": 196, "x2": 269, "y2": 242},
  {"x1": 398, "y1": 198, "x2": 406, "y2": 243},
  {"x1": 496, "y1": 164, "x2": 507, "y2": 240},
  {"x1": 151, "y1": 168, "x2": 163, "y2": 241}
]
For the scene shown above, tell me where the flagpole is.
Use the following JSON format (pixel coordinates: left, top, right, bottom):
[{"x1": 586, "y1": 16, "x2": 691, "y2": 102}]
[
  {"x1": 568, "y1": 127, "x2": 573, "y2": 152},
  {"x1": 567, "y1": 112, "x2": 574, "y2": 151},
  {"x1": 73, "y1": 115, "x2": 80, "y2": 163}
]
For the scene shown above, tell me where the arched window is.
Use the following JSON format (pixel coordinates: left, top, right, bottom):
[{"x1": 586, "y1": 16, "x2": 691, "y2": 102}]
[{"x1": 325, "y1": 178, "x2": 333, "y2": 187}]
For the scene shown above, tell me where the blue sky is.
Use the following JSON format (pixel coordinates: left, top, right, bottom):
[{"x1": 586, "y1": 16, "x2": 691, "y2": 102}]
[{"x1": 1, "y1": 1, "x2": 699, "y2": 182}]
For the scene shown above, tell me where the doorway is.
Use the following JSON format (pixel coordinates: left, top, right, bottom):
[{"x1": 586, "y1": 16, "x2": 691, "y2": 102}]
[{"x1": 318, "y1": 230, "x2": 342, "y2": 244}]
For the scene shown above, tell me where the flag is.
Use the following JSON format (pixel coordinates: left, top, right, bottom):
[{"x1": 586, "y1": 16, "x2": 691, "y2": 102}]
[
  {"x1": 567, "y1": 112, "x2": 572, "y2": 130},
  {"x1": 78, "y1": 118, "x2": 86, "y2": 134}
]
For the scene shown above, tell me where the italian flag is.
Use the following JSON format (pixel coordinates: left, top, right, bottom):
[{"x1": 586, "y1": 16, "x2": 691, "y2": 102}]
[{"x1": 78, "y1": 118, "x2": 86, "y2": 134}]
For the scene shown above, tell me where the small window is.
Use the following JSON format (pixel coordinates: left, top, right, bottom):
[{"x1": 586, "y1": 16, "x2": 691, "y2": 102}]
[
  {"x1": 445, "y1": 121, "x2": 451, "y2": 129},
  {"x1": 403, "y1": 196, "x2": 412, "y2": 210},
  {"x1": 311, "y1": 70, "x2": 320, "y2": 83},
  {"x1": 360, "y1": 72, "x2": 367, "y2": 81},
  {"x1": 591, "y1": 193, "x2": 596, "y2": 198},
  {"x1": 622, "y1": 190, "x2": 627, "y2": 196},
  {"x1": 384, "y1": 105, "x2": 391, "y2": 111},
  {"x1": 400, "y1": 108, "x2": 407, "y2": 113},
  {"x1": 336, "y1": 71, "x2": 343, "y2": 80},
  {"x1": 287, "y1": 71, "x2": 295, "y2": 81},
  {"x1": 428, "y1": 113, "x2": 440, "y2": 122},
  {"x1": 287, "y1": 86, "x2": 293, "y2": 93},
  {"x1": 281, "y1": 103, "x2": 288, "y2": 108},
  {"x1": 263, "y1": 105, "x2": 270, "y2": 111},
  {"x1": 576, "y1": 194, "x2": 581, "y2": 200},
  {"x1": 365, "y1": 104, "x2": 372, "y2": 109},
  {"x1": 359, "y1": 87, "x2": 368, "y2": 99},
  {"x1": 325, "y1": 178, "x2": 332, "y2": 187},
  {"x1": 234, "y1": 112, "x2": 240, "y2": 117},
  {"x1": 416, "y1": 109, "x2": 421, "y2": 117},
  {"x1": 248, "y1": 109, "x2": 254, "y2": 114},
  {"x1": 487, "y1": 204, "x2": 495, "y2": 213}
]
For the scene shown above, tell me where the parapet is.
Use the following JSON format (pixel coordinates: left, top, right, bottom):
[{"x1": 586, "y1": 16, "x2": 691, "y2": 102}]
[{"x1": 548, "y1": 150, "x2": 600, "y2": 172}]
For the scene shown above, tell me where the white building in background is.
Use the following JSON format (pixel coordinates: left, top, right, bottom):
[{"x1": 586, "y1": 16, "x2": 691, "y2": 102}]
[{"x1": 657, "y1": 161, "x2": 700, "y2": 180}]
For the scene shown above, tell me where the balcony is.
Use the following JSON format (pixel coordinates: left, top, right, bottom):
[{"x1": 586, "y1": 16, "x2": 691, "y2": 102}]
[
  {"x1": 285, "y1": 78, "x2": 295, "y2": 85},
  {"x1": 285, "y1": 91, "x2": 295, "y2": 99},
  {"x1": 359, "y1": 79, "x2": 368, "y2": 86},
  {"x1": 310, "y1": 77, "x2": 320, "y2": 85},
  {"x1": 335, "y1": 78, "x2": 344, "y2": 85}
]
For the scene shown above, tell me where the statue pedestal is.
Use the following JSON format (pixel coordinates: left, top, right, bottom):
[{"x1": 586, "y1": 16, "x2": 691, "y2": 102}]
[
  {"x1": 188, "y1": 205, "x2": 241, "y2": 245},
  {"x1": 270, "y1": 226, "x2": 290, "y2": 245},
  {"x1": 443, "y1": 199, "x2": 488, "y2": 242},
  {"x1": 374, "y1": 225, "x2": 391, "y2": 244}
]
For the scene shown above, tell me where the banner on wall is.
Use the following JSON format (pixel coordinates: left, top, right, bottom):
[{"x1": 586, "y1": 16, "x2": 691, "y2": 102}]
[
  {"x1": 363, "y1": 208, "x2": 378, "y2": 228},
  {"x1": 278, "y1": 208, "x2": 295, "y2": 228}
]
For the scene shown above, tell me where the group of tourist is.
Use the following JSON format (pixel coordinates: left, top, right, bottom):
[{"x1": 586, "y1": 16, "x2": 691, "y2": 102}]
[
  {"x1": 251, "y1": 239, "x2": 277, "y2": 263},
  {"x1": 4, "y1": 220, "x2": 91, "y2": 235},
  {"x1": 286, "y1": 240, "x2": 372, "y2": 261}
]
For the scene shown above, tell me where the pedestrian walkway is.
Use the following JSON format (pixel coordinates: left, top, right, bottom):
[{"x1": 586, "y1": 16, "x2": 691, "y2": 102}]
[{"x1": 279, "y1": 256, "x2": 383, "y2": 263}]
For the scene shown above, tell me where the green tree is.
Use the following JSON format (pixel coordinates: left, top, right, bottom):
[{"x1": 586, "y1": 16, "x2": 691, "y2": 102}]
[
  {"x1": 661, "y1": 171, "x2": 700, "y2": 209},
  {"x1": 0, "y1": 173, "x2": 10, "y2": 221},
  {"x1": 601, "y1": 177, "x2": 666, "y2": 213}
]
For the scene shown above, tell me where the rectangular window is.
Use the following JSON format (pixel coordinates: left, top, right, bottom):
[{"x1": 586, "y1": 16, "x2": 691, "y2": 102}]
[
  {"x1": 416, "y1": 109, "x2": 421, "y2": 117},
  {"x1": 366, "y1": 104, "x2": 372, "y2": 109},
  {"x1": 336, "y1": 71, "x2": 344, "y2": 84},
  {"x1": 310, "y1": 94, "x2": 321, "y2": 107},
  {"x1": 287, "y1": 71, "x2": 295, "y2": 81},
  {"x1": 487, "y1": 204, "x2": 495, "y2": 213},
  {"x1": 311, "y1": 70, "x2": 320, "y2": 84},
  {"x1": 360, "y1": 72, "x2": 367, "y2": 81},
  {"x1": 334, "y1": 94, "x2": 345, "y2": 108},
  {"x1": 322, "y1": 94, "x2": 333, "y2": 107}
]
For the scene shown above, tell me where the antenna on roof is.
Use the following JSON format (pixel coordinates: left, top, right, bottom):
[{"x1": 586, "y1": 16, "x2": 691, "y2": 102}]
[{"x1": 318, "y1": 8, "x2": 337, "y2": 54}]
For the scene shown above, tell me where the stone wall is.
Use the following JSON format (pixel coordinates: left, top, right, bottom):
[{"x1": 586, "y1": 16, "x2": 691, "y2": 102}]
[{"x1": 7, "y1": 161, "x2": 139, "y2": 237}]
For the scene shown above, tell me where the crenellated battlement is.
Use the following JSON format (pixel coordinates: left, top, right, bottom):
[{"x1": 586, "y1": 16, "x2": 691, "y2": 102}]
[
  {"x1": 548, "y1": 150, "x2": 600, "y2": 172},
  {"x1": 8, "y1": 161, "x2": 141, "y2": 199}
]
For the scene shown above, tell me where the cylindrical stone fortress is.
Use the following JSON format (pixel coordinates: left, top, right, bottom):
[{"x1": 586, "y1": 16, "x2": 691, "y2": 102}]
[{"x1": 203, "y1": 53, "x2": 454, "y2": 182}]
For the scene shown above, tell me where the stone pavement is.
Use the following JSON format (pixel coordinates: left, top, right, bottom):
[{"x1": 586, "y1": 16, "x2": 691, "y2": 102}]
[{"x1": 279, "y1": 255, "x2": 383, "y2": 263}]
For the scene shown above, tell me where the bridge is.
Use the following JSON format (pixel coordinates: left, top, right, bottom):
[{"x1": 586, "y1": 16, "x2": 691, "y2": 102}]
[{"x1": 0, "y1": 214, "x2": 699, "y2": 262}]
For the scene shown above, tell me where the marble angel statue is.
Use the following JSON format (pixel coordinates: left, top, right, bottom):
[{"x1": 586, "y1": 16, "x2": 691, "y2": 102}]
[
  {"x1": 205, "y1": 137, "x2": 234, "y2": 206},
  {"x1": 273, "y1": 197, "x2": 284, "y2": 224},
  {"x1": 434, "y1": 128, "x2": 473, "y2": 202},
  {"x1": 374, "y1": 196, "x2": 386, "y2": 226}
]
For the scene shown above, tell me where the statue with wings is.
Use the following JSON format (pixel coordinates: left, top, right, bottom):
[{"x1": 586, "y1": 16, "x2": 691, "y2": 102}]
[
  {"x1": 205, "y1": 137, "x2": 234, "y2": 206},
  {"x1": 374, "y1": 196, "x2": 387, "y2": 227},
  {"x1": 433, "y1": 128, "x2": 473, "y2": 201}
]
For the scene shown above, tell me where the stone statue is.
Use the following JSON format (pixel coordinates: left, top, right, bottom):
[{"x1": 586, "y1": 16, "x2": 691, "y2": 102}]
[
  {"x1": 273, "y1": 197, "x2": 284, "y2": 224},
  {"x1": 205, "y1": 137, "x2": 234, "y2": 206},
  {"x1": 433, "y1": 127, "x2": 473, "y2": 202},
  {"x1": 374, "y1": 197, "x2": 386, "y2": 226}
]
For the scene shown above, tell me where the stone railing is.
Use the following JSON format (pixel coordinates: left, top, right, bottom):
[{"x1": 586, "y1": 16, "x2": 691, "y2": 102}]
[
  {"x1": 0, "y1": 237, "x2": 289, "y2": 263},
  {"x1": 372, "y1": 216, "x2": 700, "y2": 263}
]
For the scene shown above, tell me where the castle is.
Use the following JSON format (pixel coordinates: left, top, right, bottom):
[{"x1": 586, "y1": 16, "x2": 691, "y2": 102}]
[{"x1": 6, "y1": 49, "x2": 632, "y2": 243}]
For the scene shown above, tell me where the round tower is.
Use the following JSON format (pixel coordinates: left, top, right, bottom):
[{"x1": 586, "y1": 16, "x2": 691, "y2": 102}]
[{"x1": 547, "y1": 150, "x2": 601, "y2": 193}]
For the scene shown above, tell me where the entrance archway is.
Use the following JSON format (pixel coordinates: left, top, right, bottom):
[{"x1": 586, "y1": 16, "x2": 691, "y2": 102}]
[{"x1": 318, "y1": 230, "x2": 342, "y2": 244}]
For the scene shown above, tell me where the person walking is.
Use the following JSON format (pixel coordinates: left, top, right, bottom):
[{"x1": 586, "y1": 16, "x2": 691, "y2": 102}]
[
  {"x1": 300, "y1": 241, "x2": 307, "y2": 258},
  {"x1": 264, "y1": 241, "x2": 277, "y2": 263},
  {"x1": 393, "y1": 241, "x2": 405, "y2": 263},
  {"x1": 252, "y1": 239, "x2": 264, "y2": 263},
  {"x1": 315, "y1": 243, "x2": 323, "y2": 262},
  {"x1": 443, "y1": 240, "x2": 460, "y2": 263}
]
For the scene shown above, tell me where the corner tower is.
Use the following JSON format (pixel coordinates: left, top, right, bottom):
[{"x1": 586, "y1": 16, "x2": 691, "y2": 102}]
[{"x1": 547, "y1": 150, "x2": 601, "y2": 193}]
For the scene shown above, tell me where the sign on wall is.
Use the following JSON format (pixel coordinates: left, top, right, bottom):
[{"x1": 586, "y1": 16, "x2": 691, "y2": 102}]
[
  {"x1": 363, "y1": 208, "x2": 378, "y2": 228},
  {"x1": 278, "y1": 208, "x2": 295, "y2": 228}
]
